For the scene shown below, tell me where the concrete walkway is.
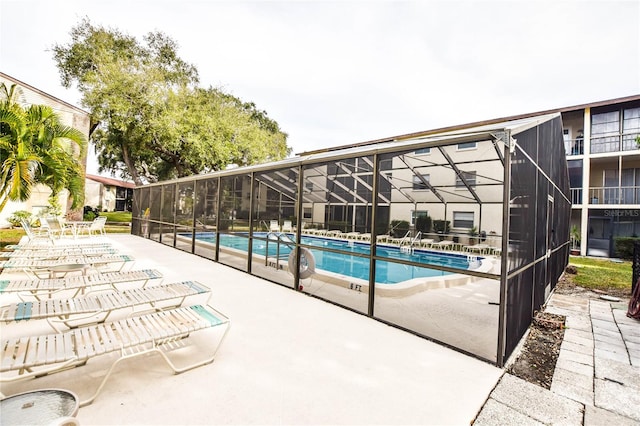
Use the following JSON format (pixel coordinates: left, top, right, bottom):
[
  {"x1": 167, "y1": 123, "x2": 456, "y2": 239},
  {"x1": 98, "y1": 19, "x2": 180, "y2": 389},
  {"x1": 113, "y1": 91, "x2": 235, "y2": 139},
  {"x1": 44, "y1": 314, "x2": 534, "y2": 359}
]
[{"x1": 474, "y1": 290, "x2": 640, "y2": 425}]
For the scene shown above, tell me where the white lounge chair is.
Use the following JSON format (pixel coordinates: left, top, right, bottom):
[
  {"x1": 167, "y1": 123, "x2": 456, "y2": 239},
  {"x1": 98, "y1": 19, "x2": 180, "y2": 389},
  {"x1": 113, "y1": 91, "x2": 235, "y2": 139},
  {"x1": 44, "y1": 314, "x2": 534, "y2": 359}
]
[
  {"x1": 269, "y1": 220, "x2": 280, "y2": 232},
  {"x1": 0, "y1": 280, "x2": 211, "y2": 331},
  {"x1": 0, "y1": 254, "x2": 135, "y2": 279},
  {"x1": 325, "y1": 230, "x2": 343, "y2": 238},
  {"x1": 432, "y1": 240, "x2": 454, "y2": 250},
  {"x1": 2, "y1": 247, "x2": 118, "y2": 258},
  {"x1": 376, "y1": 235, "x2": 389, "y2": 243},
  {"x1": 0, "y1": 269, "x2": 163, "y2": 299},
  {"x1": 281, "y1": 220, "x2": 293, "y2": 233},
  {"x1": 0, "y1": 304, "x2": 230, "y2": 407},
  {"x1": 464, "y1": 243, "x2": 491, "y2": 255},
  {"x1": 419, "y1": 238, "x2": 435, "y2": 248},
  {"x1": 5, "y1": 242, "x2": 113, "y2": 251}
]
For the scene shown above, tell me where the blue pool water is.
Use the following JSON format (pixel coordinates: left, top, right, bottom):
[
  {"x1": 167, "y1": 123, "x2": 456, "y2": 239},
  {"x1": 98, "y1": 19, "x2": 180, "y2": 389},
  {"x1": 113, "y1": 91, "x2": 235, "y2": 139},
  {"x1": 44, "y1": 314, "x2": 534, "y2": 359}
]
[{"x1": 191, "y1": 232, "x2": 476, "y2": 284}]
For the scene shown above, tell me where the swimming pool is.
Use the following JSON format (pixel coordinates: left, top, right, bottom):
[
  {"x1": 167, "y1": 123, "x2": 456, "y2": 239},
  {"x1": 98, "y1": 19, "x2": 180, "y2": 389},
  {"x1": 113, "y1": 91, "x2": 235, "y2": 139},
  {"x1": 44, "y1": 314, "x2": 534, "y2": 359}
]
[{"x1": 189, "y1": 232, "x2": 482, "y2": 285}]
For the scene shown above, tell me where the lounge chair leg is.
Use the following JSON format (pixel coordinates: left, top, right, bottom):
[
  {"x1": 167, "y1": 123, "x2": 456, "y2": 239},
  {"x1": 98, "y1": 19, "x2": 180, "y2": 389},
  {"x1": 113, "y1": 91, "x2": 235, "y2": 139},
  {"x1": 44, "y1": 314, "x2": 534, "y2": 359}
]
[
  {"x1": 79, "y1": 323, "x2": 230, "y2": 407},
  {"x1": 79, "y1": 349, "x2": 137, "y2": 407},
  {"x1": 155, "y1": 322, "x2": 231, "y2": 374}
]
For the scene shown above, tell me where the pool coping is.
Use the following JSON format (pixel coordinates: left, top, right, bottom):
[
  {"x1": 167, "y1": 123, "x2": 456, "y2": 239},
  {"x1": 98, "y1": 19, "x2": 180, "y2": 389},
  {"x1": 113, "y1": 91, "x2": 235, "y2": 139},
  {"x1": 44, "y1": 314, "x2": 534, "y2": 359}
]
[{"x1": 176, "y1": 232, "x2": 497, "y2": 297}]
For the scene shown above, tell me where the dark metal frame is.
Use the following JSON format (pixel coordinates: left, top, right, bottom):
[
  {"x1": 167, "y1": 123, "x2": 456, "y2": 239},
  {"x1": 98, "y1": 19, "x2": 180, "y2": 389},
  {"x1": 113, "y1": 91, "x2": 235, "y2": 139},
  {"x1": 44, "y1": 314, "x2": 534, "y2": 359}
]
[{"x1": 131, "y1": 115, "x2": 571, "y2": 366}]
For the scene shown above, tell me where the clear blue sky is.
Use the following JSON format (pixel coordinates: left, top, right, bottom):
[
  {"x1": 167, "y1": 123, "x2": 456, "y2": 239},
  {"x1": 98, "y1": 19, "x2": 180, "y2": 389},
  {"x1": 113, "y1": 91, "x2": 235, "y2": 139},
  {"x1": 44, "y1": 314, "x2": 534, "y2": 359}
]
[{"x1": 2, "y1": 0, "x2": 639, "y2": 172}]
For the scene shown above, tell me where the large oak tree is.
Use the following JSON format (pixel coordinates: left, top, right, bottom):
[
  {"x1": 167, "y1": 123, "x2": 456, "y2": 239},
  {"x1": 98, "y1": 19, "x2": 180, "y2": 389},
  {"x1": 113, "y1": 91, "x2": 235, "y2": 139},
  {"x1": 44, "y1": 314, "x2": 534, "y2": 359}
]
[{"x1": 53, "y1": 18, "x2": 290, "y2": 185}]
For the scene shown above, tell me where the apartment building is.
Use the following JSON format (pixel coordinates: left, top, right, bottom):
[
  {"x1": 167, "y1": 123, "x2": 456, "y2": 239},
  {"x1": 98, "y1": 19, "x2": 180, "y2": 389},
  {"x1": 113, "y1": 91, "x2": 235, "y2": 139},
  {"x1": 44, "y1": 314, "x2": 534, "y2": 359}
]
[
  {"x1": 85, "y1": 174, "x2": 135, "y2": 212},
  {"x1": 560, "y1": 95, "x2": 640, "y2": 257}
]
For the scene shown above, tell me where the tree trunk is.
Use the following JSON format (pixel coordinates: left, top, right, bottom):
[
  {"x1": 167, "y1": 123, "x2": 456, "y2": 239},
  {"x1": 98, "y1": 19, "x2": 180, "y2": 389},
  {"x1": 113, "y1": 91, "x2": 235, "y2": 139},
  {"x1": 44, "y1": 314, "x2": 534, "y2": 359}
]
[{"x1": 121, "y1": 144, "x2": 143, "y2": 186}]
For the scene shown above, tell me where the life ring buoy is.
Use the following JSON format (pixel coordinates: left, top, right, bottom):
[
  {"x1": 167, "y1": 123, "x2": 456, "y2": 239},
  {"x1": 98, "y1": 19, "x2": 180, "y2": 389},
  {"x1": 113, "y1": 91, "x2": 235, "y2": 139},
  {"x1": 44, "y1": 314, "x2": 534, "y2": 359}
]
[{"x1": 288, "y1": 247, "x2": 316, "y2": 279}]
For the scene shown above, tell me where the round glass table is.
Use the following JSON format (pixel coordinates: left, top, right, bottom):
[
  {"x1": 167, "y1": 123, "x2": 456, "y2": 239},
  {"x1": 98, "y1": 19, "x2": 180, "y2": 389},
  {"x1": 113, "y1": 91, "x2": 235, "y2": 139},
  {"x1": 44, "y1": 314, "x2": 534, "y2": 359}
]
[{"x1": 0, "y1": 389, "x2": 79, "y2": 426}]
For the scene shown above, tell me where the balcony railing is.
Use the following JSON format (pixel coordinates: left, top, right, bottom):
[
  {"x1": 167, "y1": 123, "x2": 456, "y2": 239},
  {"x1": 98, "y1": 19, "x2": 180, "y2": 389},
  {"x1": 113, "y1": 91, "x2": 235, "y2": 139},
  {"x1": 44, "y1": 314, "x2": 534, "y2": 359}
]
[
  {"x1": 570, "y1": 188, "x2": 582, "y2": 204},
  {"x1": 588, "y1": 186, "x2": 640, "y2": 205},
  {"x1": 590, "y1": 132, "x2": 640, "y2": 154},
  {"x1": 564, "y1": 138, "x2": 584, "y2": 156}
]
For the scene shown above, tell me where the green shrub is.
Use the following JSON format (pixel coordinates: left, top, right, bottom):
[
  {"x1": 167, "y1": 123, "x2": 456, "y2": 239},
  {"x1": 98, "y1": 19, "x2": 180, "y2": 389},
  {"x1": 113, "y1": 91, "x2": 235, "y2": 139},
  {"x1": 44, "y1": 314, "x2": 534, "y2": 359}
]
[
  {"x1": 7, "y1": 210, "x2": 32, "y2": 227},
  {"x1": 613, "y1": 237, "x2": 640, "y2": 259},
  {"x1": 390, "y1": 220, "x2": 410, "y2": 238},
  {"x1": 415, "y1": 214, "x2": 432, "y2": 233},
  {"x1": 433, "y1": 220, "x2": 451, "y2": 234},
  {"x1": 375, "y1": 221, "x2": 389, "y2": 236}
]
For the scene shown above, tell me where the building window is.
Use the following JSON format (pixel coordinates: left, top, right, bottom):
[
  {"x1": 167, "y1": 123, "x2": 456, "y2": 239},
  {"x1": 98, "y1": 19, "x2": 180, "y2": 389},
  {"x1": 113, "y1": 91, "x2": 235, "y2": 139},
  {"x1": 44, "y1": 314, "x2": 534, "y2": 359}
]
[
  {"x1": 592, "y1": 111, "x2": 620, "y2": 135},
  {"x1": 455, "y1": 171, "x2": 476, "y2": 188},
  {"x1": 591, "y1": 110, "x2": 620, "y2": 153},
  {"x1": 591, "y1": 107, "x2": 640, "y2": 152},
  {"x1": 411, "y1": 210, "x2": 428, "y2": 226},
  {"x1": 412, "y1": 174, "x2": 430, "y2": 190},
  {"x1": 415, "y1": 147, "x2": 431, "y2": 154},
  {"x1": 303, "y1": 207, "x2": 312, "y2": 219},
  {"x1": 453, "y1": 211, "x2": 474, "y2": 229},
  {"x1": 622, "y1": 107, "x2": 640, "y2": 150},
  {"x1": 457, "y1": 142, "x2": 477, "y2": 150}
]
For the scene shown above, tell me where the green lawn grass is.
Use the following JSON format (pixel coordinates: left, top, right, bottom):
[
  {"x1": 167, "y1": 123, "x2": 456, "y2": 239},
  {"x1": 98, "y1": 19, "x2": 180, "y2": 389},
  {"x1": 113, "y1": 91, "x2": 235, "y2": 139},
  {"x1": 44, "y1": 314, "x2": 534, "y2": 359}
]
[
  {"x1": 568, "y1": 256, "x2": 632, "y2": 292},
  {"x1": 100, "y1": 212, "x2": 132, "y2": 223},
  {"x1": 0, "y1": 228, "x2": 26, "y2": 248}
]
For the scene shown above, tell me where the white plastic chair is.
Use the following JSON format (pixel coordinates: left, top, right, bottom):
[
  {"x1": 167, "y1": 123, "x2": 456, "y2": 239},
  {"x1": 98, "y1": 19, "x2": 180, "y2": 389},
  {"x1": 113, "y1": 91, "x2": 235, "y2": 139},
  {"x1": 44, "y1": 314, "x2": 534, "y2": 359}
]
[
  {"x1": 19, "y1": 219, "x2": 52, "y2": 242},
  {"x1": 41, "y1": 217, "x2": 74, "y2": 239},
  {"x1": 77, "y1": 217, "x2": 107, "y2": 237}
]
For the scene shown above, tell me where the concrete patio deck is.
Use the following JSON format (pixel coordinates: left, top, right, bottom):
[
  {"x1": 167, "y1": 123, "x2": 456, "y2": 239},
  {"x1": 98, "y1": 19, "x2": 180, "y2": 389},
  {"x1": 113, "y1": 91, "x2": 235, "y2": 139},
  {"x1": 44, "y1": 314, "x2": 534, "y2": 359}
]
[{"x1": 1, "y1": 234, "x2": 503, "y2": 425}]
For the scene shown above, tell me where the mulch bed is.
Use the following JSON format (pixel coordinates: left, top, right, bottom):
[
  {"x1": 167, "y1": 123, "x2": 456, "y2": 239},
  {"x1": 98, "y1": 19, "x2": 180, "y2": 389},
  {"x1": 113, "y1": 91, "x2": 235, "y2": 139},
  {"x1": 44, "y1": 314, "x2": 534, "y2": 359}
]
[{"x1": 506, "y1": 311, "x2": 565, "y2": 389}]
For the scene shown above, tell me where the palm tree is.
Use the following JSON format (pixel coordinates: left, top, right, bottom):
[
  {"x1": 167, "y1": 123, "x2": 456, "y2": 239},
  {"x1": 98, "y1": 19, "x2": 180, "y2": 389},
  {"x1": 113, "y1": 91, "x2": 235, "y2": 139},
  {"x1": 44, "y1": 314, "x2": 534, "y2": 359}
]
[{"x1": 0, "y1": 83, "x2": 86, "y2": 214}]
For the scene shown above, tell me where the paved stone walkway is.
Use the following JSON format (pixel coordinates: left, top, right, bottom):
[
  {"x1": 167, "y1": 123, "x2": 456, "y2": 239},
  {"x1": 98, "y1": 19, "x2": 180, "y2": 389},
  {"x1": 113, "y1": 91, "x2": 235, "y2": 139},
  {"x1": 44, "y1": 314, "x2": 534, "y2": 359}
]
[{"x1": 474, "y1": 292, "x2": 640, "y2": 425}]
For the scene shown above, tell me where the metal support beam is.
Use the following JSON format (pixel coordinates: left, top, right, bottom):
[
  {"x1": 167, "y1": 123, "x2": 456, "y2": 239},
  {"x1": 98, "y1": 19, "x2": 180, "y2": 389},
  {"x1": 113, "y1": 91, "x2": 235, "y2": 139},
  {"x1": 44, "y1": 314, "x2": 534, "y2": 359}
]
[
  {"x1": 362, "y1": 157, "x2": 416, "y2": 204},
  {"x1": 335, "y1": 160, "x2": 391, "y2": 204},
  {"x1": 497, "y1": 130, "x2": 512, "y2": 367},
  {"x1": 295, "y1": 164, "x2": 304, "y2": 290},
  {"x1": 491, "y1": 132, "x2": 506, "y2": 166},
  {"x1": 247, "y1": 173, "x2": 255, "y2": 274},
  {"x1": 215, "y1": 178, "x2": 221, "y2": 261},
  {"x1": 368, "y1": 153, "x2": 379, "y2": 317},
  {"x1": 438, "y1": 146, "x2": 483, "y2": 205},
  {"x1": 309, "y1": 166, "x2": 358, "y2": 204},
  {"x1": 398, "y1": 154, "x2": 447, "y2": 204}
]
